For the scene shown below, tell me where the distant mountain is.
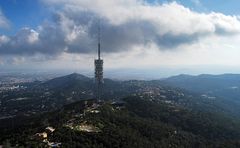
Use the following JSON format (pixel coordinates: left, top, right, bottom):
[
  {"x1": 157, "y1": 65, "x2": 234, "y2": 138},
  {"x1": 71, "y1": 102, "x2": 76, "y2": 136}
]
[
  {"x1": 40, "y1": 73, "x2": 140, "y2": 99},
  {"x1": 2, "y1": 72, "x2": 240, "y2": 118},
  {"x1": 2, "y1": 73, "x2": 240, "y2": 119},
  {"x1": 2, "y1": 73, "x2": 240, "y2": 147},
  {"x1": 42, "y1": 73, "x2": 92, "y2": 89},
  {"x1": 163, "y1": 74, "x2": 240, "y2": 92},
  {"x1": 162, "y1": 74, "x2": 240, "y2": 118}
]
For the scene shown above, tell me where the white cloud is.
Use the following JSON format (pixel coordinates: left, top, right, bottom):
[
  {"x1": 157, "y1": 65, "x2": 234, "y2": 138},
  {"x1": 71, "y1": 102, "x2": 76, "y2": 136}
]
[
  {"x1": 0, "y1": 1, "x2": 240, "y2": 55},
  {"x1": 0, "y1": 35, "x2": 10, "y2": 45},
  {"x1": 42, "y1": 0, "x2": 240, "y2": 34},
  {"x1": 0, "y1": 9, "x2": 10, "y2": 29},
  {"x1": 1, "y1": 0, "x2": 240, "y2": 71},
  {"x1": 191, "y1": 0, "x2": 201, "y2": 6}
]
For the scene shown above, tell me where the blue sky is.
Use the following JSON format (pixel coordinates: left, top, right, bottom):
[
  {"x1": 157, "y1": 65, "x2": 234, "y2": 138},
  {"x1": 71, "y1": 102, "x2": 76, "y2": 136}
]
[
  {"x1": 152, "y1": 0, "x2": 240, "y2": 15},
  {"x1": 0, "y1": 0, "x2": 49, "y2": 34}
]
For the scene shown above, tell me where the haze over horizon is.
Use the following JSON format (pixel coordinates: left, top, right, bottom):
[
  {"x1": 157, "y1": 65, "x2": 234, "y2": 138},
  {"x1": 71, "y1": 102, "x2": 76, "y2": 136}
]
[{"x1": 1, "y1": 0, "x2": 240, "y2": 76}]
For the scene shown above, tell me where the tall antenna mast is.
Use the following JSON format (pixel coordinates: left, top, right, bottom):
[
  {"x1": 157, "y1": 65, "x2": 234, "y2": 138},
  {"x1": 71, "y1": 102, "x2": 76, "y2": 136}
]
[
  {"x1": 98, "y1": 20, "x2": 101, "y2": 60},
  {"x1": 94, "y1": 19, "x2": 104, "y2": 100}
]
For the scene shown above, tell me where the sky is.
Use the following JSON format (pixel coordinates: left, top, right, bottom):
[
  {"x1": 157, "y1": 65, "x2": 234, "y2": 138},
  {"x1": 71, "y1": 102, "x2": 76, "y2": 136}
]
[{"x1": 0, "y1": 0, "x2": 240, "y2": 78}]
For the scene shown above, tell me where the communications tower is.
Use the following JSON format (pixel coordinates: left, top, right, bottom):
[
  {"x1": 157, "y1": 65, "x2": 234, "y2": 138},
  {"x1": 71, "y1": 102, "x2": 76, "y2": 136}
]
[{"x1": 94, "y1": 23, "x2": 103, "y2": 100}]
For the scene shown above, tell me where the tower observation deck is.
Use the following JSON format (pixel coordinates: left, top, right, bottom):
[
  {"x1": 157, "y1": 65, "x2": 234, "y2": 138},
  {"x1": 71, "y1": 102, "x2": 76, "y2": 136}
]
[{"x1": 94, "y1": 23, "x2": 103, "y2": 99}]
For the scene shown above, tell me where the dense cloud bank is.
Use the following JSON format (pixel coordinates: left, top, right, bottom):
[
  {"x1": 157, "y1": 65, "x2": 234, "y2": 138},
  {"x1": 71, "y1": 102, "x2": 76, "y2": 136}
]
[{"x1": 0, "y1": 0, "x2": 240, "y2": 55}]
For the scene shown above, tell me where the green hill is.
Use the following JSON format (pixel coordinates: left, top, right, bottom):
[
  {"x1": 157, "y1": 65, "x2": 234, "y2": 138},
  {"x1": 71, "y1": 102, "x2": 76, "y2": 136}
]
[{"x1": 1, "y1": 96, "x2": 240, "y2": 147}]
